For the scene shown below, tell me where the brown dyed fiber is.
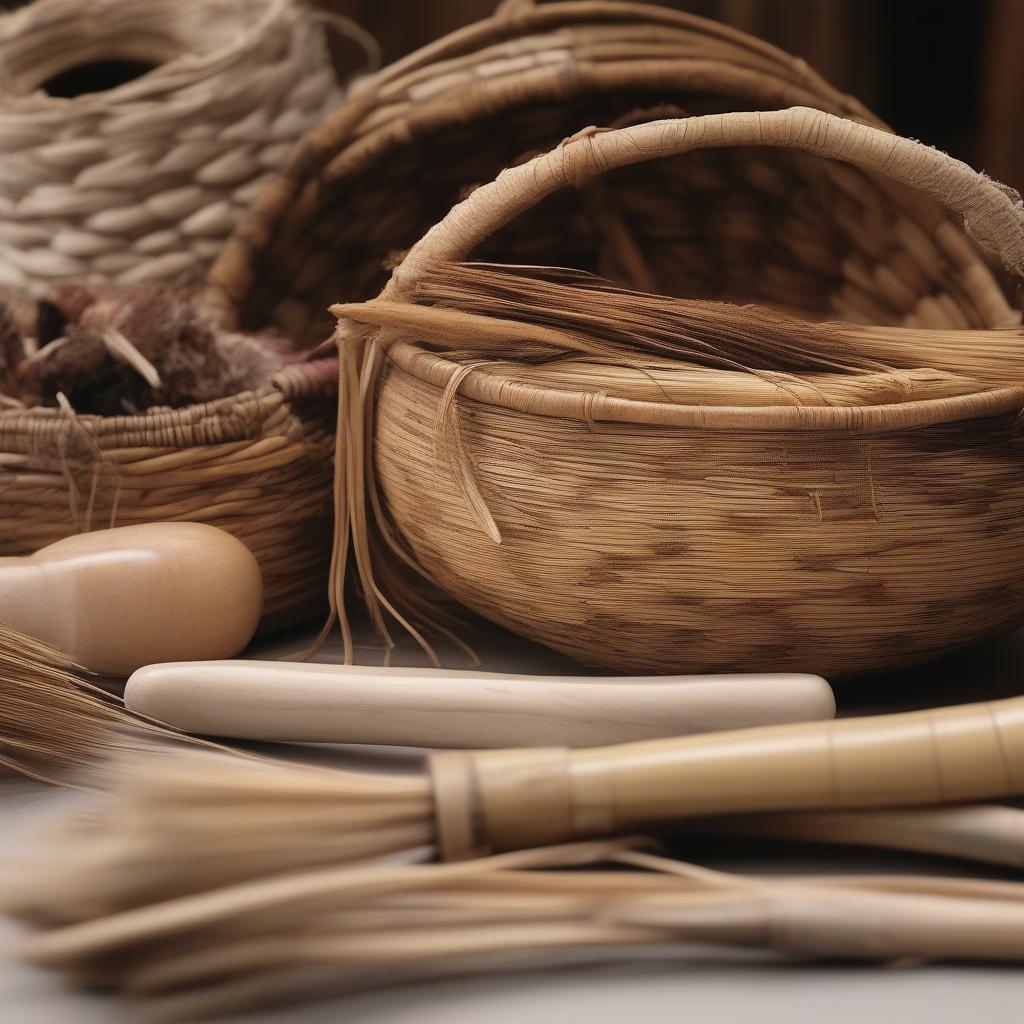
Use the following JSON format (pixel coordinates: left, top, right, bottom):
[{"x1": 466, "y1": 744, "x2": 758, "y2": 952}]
[{"x1": 330, "y1": 108, "x2": 1024, "y2": 677}]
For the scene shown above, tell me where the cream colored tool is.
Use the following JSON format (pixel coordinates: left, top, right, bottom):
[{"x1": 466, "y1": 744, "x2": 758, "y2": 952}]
[
  {"x1": 0, "y1": 524, "x2": 262, "y2": 675},
  {"x1": 124, "y1": 661, "x2": 835, "y2": 747}
]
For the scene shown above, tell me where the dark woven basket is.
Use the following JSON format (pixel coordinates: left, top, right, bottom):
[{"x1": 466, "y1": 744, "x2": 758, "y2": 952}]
[{"x1": 203, "y1": 0, "x2": 886, "y2": 346}]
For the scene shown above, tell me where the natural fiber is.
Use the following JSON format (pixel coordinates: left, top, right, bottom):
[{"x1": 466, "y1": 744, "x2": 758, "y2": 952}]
[
  {"x1": 685, "y1": 805, "x2": 1024, "y2": 870},
  {"x1": 8, "y1": 753, "x2": 1024, "y2": 1018},
  {"x1": 0, "y1": 0, "x2": 366, "y2": 288},
  {"x1": 0, "y1": 622, "x2": 214, "y2": 784},
  {"x1": 0, "y1": 283, "x2": 286, "y2": 414},
  {"x1": 12, "y1": 839, "x2": 1024, "y2": 1018},
  {"x1": 204, "y1": 0, "x2": 888, "y2": 346},
  {"x1": 329, "y1": 108, "x2": 1024, "y2": 676},
  {"x1": 9, "y1": 691, "x2": 1023, "y2": 921}
]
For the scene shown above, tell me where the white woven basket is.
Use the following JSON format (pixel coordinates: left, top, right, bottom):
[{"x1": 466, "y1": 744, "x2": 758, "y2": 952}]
[{"x1": 0, "y1": 0, "x2": 371, "y2": 289}]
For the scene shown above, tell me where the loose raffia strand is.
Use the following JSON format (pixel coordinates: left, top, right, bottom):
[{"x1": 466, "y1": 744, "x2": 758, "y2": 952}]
[{"x1": 10, "y1": 832, "x2": 1024, "y2": 1019}]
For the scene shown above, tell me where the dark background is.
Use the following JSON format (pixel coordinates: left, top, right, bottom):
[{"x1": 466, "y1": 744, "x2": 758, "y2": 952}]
[
  {"x1": 1, "y1": 1, "x2": 1020, "y2": 191},
  {"x1": 323, "y1": 0, "x2": 1022, "y2": 191}
]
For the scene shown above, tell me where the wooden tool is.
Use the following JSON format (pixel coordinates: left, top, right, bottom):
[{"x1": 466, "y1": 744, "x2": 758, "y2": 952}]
[
  {"x1": 0, "y1": 524, "x2": 262, "y2": 675},
  {"x1": 124, "y1": 661, "x2": 836, "y2": 747},
  {"x1": 429, "y1": 692, "x2": 1024, "y2": 859},
  {"x1": 687, "y1": 804, "x2": 1024, "y2": 869}
]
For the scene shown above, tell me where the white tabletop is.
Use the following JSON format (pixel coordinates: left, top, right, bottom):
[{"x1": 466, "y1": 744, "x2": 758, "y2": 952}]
[{"x1": 3, "y1": 616, "x2": 1022, "y2": 1023}]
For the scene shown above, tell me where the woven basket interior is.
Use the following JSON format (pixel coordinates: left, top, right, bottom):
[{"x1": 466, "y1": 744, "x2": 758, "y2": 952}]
[
  {"x1": 239, "y1": 89, "x2": 894, "y2": 343},
  {"x1": 245, "y1": 105, "x2": 1008, "y2": 348},
  {"x1": 482, "y1": 147, "x2": 999, "y2": 330}
]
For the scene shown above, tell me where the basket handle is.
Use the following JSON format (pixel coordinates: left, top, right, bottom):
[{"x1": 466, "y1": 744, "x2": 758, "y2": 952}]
[
  {"x1": 388, "y1": 106, "x2": 1024, "y2": 298},
  {"x1": 312, "y1": 9, "x2": 383, "y2": 74}
]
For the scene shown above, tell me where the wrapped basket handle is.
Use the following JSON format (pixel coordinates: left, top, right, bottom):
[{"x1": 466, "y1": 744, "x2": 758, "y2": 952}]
[
  {"x1": 313, "y1": 10, "x2": 382, "y2": 74},
  {"x1": 388, "y1": 106, "x2": 1024, "y2": 298}
]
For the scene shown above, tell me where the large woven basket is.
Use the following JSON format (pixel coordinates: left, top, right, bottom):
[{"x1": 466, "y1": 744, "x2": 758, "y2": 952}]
[
  {"x1": 204, "y1": 0, "x2": 885, "y2": 346},
  {"x1": 332, "y1": 107, "x2": 1024, "y2": 677},
  {"x1": 0, "y1": 0, "x2": 368, "y2": 289}
]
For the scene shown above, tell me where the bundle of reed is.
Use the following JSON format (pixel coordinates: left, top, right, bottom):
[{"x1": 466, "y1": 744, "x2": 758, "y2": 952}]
[
  {"x1": 0, "y1": 622, "x2": 228, "y2": 784},
  {"x1": 12, "y1": 835, "x2": 1024, "y2": 1019},
  {"x1": 0, "y1": 0, "x2": 373, "y2": 288},
  {"x1": 8, "y1": 689, "x2": 1024, "y2": 920},
  {"x1": 7, "y1": 691, "x2": 1024, "y2": 1015},
  {"x1": 203, "y1": 0, "x2": 890, "y2": 347},
  {"x1": 0, "y1": 622, "x2": 141, "y2": 781},
  {"x1": 328, "y1": 107, "x2": 1024, "y2": 676}
]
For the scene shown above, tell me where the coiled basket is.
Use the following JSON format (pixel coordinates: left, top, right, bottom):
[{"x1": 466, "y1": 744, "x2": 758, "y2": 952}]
[
  {"x1": 0, "y1": 0, "x2": 364, "y2": 288},
  {"x1": 334, "y1": 107, "x2": 1024, "y2": 677}
]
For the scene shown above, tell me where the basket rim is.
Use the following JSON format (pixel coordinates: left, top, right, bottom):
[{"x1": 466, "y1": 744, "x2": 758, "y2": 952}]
[
  {"x1": 378, "y1": 0, "x2": 862, "y2": 105},
  {"x1": 382, "y1": 340, "x2": 1024, "y2": 433},
  {"x1": 0, "y1": 357, "x2": 337, "y2": 444},
  {"x1": 201, "y1": 1, "x2": 882, "y2": 327}
]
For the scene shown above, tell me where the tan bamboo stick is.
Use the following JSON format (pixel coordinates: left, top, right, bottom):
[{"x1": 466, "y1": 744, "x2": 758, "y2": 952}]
[{"x1": 688, "y1": 804, "x2": 1024, "y2": 869}]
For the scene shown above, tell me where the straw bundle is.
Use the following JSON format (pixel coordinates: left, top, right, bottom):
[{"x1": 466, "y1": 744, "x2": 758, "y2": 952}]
[
  {"x1": 330, "y1": 107, "x2": 1024, "y2": 676},
  {"x1": 12, "y1": 835, "x2": 1024, "y2": 1019},
  {"x1": 0, "y1": 622, "x2": 246, "y2": 784},
  {"x1": 9, "y1": 742, "x2": 1023, "y2": 926},
  {"x1": 7, "y1": 733, "x2": 1024, "y2": 1017},
  {"x1": 0, "y1": 0, "x2": 367, "y2": 288},
  {"x1": 0, "y1": 621, "x2": 146, "y2": 781},
  {"x1": 204, "y1": 0, "x2": 887, "y2": 346}
]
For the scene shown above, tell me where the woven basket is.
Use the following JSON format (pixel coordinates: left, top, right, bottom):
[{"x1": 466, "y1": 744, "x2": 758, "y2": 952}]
[
  {"x1": 332, "y1": 107, "x2": 1024, "y2": 677},
  {"x1": 0, "y1": 0, "x2": 370, "y2": 289},
  {"x1": 0, "y1": 356, "x2": 337, "y2": 632},
  {"x1": 204, "y1": 0, "x2": 886, "y2": 346}
]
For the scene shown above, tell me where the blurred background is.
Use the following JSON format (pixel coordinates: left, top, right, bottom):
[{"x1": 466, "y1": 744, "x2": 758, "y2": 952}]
[
  {"x1": 0, "y1": 0, "x2": 1018, "y2": 189},
  {"x1": 322, "y1": 0, "x2": 1022, "y2": 190}
]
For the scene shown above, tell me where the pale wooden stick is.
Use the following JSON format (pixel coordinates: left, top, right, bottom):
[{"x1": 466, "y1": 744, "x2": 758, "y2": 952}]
[{"x1": 686, "y1": 805, "x2": 1024, "y2": 869}]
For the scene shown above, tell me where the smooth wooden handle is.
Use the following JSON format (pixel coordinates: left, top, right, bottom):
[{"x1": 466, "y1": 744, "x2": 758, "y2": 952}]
[
  {"x1": 124, "y1": 661, "x2": 834, "y2": 748},
  {"x1": 0, "y1": 524, "x2": 262, "y2": 676},
  {"x1": 691, "y1": 804, "x2": 1024, "y2": 869},
  {"x1": 432, "y1": 695, "x2": 1024, "y2": 858}
]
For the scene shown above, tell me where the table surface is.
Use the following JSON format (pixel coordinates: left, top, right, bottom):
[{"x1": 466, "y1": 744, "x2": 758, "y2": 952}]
[{"x1": 3, "y1": 617, "x2": 1023, "y2": 1023}]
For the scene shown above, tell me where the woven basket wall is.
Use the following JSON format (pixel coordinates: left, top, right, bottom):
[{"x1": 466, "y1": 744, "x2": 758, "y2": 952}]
[
  {"x1": 0, "y1": 357, "x2": 337, "y2": 631},
  {"x1": 0, "y1": 0, "x2": 359, "y2": 289},
  {"x1": 204, "y1": 0, "x2": 888, "y2": 346},
  {"x1": 333, "y1": 107, "x2": 1024, "y2": 677}
]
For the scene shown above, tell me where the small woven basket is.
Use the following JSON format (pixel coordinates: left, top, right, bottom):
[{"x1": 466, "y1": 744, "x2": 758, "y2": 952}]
[
  {"x1": 333, "y1": 107, "x2": 1024, "y2": 677},
  {"x1": 204, "y1": 0, "x2": 885, "y2": 346},
  {"x1": 0, "y1": 0, "x2": 368, "y2": 289},
  {"x1": 0, "y1": 356, "x2": 337, "y2": 631}
]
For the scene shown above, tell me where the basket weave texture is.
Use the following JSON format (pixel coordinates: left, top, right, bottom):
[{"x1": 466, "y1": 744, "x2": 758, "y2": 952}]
[
  {"x1": 0, "y1": 358, "x2": 337, "y2": 630},
  {"x1": 332, "y1": 107, "x2": 1024, "y2": 677},
  {"x1": 204, "y1": 0, "x2": 888, "y2": 347},
  {"x1": 0, "y1": 0, "x2": 349, "y2": 289}
]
